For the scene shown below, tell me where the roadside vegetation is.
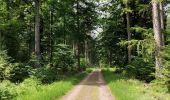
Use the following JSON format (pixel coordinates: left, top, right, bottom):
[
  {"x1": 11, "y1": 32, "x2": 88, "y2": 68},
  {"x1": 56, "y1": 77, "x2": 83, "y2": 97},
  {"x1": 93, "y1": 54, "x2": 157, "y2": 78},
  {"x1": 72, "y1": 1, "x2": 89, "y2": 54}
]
[
  {"x1": 14, "y1": 71, "x2": 89, "y2": 100},
  {"x1": 0, "y1": 68, "x2": 91, "y2": 100},
  {"x1": 0, "y1": 44, "x2": 92, "y2": 100},
  {"x1": 102, "y1": 68, "x2": 170, "y2": 100}
]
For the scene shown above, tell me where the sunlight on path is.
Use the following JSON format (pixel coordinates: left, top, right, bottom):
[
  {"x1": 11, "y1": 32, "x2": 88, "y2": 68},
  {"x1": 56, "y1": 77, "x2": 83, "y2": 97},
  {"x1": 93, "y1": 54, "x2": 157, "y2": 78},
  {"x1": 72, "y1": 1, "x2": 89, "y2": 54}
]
[{"x1": 60, "y1": 70, "x2": 114, "y2": 100}]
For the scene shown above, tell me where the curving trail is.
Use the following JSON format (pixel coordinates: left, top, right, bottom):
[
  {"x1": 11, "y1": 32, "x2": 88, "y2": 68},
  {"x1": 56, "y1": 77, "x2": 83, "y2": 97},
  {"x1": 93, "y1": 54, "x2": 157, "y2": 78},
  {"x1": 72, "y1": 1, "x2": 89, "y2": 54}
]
[{"x1": 60, "y1": 70, "x2": 114, "y2": 100}]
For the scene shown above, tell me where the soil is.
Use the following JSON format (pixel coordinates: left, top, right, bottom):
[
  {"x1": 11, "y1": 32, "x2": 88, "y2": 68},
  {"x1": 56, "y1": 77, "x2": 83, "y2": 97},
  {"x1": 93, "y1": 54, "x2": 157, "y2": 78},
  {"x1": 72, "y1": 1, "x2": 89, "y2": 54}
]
[{"x1": 60, "y1": 70, "x2": 114, "y2": 100}]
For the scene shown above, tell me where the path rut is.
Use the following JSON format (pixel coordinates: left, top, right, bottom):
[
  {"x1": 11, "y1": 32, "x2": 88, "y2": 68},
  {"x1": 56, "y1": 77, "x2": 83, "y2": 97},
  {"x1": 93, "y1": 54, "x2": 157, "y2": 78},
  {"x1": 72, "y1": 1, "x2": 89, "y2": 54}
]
[{"x1": 60, "y1": 70, "x2": 114, "y2": 100}]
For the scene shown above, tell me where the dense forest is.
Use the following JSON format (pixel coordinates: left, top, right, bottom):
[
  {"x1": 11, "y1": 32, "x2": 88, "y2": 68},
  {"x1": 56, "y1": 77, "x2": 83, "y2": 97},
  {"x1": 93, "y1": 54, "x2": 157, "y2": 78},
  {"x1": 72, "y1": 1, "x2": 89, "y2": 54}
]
[{"x1": 0, "y1": 0, "x2": 170, "y2": 100}]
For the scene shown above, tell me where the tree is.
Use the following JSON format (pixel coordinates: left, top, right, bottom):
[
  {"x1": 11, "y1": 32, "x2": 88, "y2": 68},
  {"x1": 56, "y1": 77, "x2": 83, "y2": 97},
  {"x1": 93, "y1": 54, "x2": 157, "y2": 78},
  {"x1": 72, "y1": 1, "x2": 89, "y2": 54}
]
[
  {"x1": 152, "y1": 0, "x2": 162, "y2": 78},
  {"x1": 123, "y1": 0, "x2": 132, "y2": 63},
  {"x1": 160, "y1": 2, "x2": 165, "y2": 46},
  {"x1": 34, "y1": 0, "x2": 41, "y2": 63}
]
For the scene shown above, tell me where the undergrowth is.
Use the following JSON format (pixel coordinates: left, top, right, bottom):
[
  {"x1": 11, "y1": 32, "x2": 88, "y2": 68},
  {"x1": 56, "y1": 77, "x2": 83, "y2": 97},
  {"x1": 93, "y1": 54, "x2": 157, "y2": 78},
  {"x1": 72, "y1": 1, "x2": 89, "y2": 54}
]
[
  {"x1": 102, "y1": 68, "x2": 170, "y2": 100},
  {"x1": 14, "y1": 71, "x2": 88, "y2": 100}
]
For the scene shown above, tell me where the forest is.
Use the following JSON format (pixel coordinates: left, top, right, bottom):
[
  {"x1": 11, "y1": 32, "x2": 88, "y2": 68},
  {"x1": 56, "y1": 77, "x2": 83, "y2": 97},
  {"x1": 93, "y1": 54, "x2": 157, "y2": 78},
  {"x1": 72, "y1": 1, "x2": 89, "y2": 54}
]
[{"x1": 0, "y1": 0, "x2": 170, "y2": 100}]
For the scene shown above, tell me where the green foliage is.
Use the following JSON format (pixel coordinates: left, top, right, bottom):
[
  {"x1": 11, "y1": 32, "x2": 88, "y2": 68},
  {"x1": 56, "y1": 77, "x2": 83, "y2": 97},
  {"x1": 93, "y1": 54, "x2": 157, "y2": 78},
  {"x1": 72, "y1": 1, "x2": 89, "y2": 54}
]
[
  {"x1": 0, "y1": 77, "x2": 40, "y2": 100},
  {"x1": 52, "y1": 44, "x2": 75, "y2": 73},
  {"x1": 34, "y1": 66, "x2": 59, "y2": 84},
  {"x1": 102, "y1": 68, "x2": 170, "y2": 100},
  {"x1": 32, "y1": 44, "x2": 76, "y2": 83},
  {"x1": 0, "y1": 70, "x2": 88, "y2": 100},
  {"x1": 16, "y1": 77, "x2": 41, "y2": 95},
  {"x1": 125, "y1": 57, "x2": 155, "y2": 82},
  {"x1": 15, "y1": 71, "x2": 88, "y2": 100},
  {"x1": 0, "y1": 80, "x2": 17, "y2": 100},
  {"x1": 120, "y1": 27, "x2": 155, "y2": 62},
  {"x1": 80, "y1": 58, "x2": 91, "y2": 70},
  {"x1": 0, "y1": 50, "x2": 12, "y2": 80},
  {"x1": 161, "y1": 45, "x2": 170, "y2": 92},
  {"x1": 28, "y1": 53, "x2": 43, "y2": 68},
  {"x1": 9, "y1": 63, "x2": 31, "y2": 83},
  {"x1": 119, "y1": 27, "x2": 156, "y2": 82}
]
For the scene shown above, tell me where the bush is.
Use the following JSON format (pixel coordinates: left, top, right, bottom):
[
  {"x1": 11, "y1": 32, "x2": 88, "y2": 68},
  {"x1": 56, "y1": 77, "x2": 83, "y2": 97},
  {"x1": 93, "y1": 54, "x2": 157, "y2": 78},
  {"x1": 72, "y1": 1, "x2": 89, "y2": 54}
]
[
  {"x1": 80, "y1": 58, "x2": 90, "y2": 71},
  {"x1": 161, "y1": 45, "x2": 170, "y2": 92},
  {"x1": 125, "y1": 57, "x2": 155, "y2": 82},
  {"x1": 52, "y1": 44, "x2": 75, "y2": 73},
  {"x1": 34, "y1": 66, "x2": 60, "y2": 84},
  {"x1": 28, "y1": 53, "x2": 44, "y2": 68},
  {"x1": 0, "y1": 50, "x2": 13, "y2": 80},
  {"x1": 9, "y1": 63, "x2": 31, "y2": 83},
  {"x1": 80, "y1": 58, "x2": 86, "y2": 69},
  {"x1": 0, "y1": 80, "x2": 17, "y2": 100},
  {"x1": 16, "y1": 77, "x2": 41, "y2": 95}
]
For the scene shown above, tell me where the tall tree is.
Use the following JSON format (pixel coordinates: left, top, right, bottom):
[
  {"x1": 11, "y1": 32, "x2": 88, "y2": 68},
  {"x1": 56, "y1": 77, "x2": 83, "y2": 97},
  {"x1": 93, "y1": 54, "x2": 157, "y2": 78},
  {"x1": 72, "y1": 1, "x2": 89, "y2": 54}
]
[
  {"x1": 152, "y1": 0, "x2": 162, "y2": 78},
  {"x1": 34, "y1": 0, "x2": 41, "y2": 62},
  {"x1": 159, "y1": 2, "x2": 165, "y2": 46},
  {"x1": 123, "y1": 0, "x2": 132, "y2": 63},
  {"x1": 76, "y1": 0, "x2": 81, "y2": 70}
]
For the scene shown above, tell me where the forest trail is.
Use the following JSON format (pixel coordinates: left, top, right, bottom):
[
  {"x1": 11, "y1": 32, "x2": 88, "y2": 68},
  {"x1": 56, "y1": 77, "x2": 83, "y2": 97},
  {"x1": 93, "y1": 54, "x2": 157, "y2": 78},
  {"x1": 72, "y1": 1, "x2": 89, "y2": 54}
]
[{"x1": 60, "y1": 70, "x2": 114, "y2": 100}]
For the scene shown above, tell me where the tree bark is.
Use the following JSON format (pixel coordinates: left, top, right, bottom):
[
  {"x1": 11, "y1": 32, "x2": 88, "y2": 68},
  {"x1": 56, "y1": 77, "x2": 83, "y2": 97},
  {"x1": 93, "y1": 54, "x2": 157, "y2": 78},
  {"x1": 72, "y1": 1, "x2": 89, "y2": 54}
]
[
  {"x1": 73, "y1": 40, "x2": 75, "y2": 55},
  {"x1": 85, "y1": 40, "x2": 87, "y2": 63},
  {"x1": 126, "y1": 3, "x2": 132, "y2": 64},
  {"x1": 152, "y1": 1, "x2": 162, "y2": 78},
  {"x1": 159, "y1": 3, "x2": 165, "y2": 46},
  {"x1": 50, "y1": 5, "x2": 53, "y2": 62},
  {"x1": 109, "y1": 50, "x2": 112, "y2": 68},
  {"x1": 77, "y1": 43, "x2": 80, "y2": 70},
  {"x1": 64, "y1": 15, "x2": 67, "y2": 45},
  {"x1": 34, "y1": 0, "x2": 41, "y2": 62},
  {"x1": 77, "y1": 0, "x2": 80, "y2": 70}
]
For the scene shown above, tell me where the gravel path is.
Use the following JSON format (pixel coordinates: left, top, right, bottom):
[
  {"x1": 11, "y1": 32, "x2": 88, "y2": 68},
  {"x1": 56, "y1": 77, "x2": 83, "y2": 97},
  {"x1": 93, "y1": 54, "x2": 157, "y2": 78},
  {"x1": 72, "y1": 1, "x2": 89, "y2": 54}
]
[{"x1": 60, "y1": 71, "x2": 114, "y2": 100}]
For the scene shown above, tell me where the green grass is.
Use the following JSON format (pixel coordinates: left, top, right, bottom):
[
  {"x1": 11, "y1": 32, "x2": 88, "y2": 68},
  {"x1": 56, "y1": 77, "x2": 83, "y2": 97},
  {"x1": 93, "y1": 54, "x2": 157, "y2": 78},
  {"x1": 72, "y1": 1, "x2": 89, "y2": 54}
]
[
  {"x1": 14, "y1": 71, "x2": 89, "y2": 100},
  {"x1": 102, "y1": 68, "x2": 170, "y2": 100}
]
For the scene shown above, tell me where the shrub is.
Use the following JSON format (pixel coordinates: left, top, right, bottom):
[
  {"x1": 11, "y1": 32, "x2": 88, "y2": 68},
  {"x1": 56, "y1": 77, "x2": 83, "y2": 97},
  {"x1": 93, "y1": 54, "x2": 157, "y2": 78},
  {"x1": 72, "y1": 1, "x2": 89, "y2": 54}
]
[
  {"x1": 16, "y1": 77, "x2": 41, "y2": 95},
  {"x1": 52, "y1": 44, "x2": 75, "y2": 73},
  {"x1": 80, "y1": 58, "x2": 86, "y2": 68},
  {"x1": 28, "y1": 53, "x2": 44, "y2": 68},
  {"x1": 161, "y1": 45, "x2": 170, "y2": 92},
  {"x1": 9, "y1": 63, "x2": 31, "y2": 83},
  {"x1": 34, "y1": 44, "x2": 75, "y2": 83},
  {"x1": 34, "y1": 66, "x2": 59, "y2": 84},
  {"x1": 125, "y1": 57, "x2": 155, "y2": 82},
  {"x1": 0, "y1": 50, "x2": 13, "y2": 80},
  {"x1": 80, "y1": 58, "x2": 90, "y2": 71},
  {"x1": 0, "y1": 80, "x2": 17, "y2": 100}
]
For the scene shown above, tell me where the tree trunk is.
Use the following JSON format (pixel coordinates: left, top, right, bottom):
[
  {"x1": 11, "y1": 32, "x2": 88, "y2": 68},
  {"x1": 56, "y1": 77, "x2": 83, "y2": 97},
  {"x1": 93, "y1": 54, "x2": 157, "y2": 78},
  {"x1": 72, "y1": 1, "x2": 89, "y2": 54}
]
[
  {"x1": 50, "y1": 6, "x2": 53, "y2": 62},
  {"x1": 109, "y1": 50, "x2": 112, "y2": 68},
  {"x1": 159, "y1": 3, "x2": 165, "y2": 46},
  {"x1": 126, "y1": 3, "x2": 132, "y2": 64},
  {"x1": 77, "y1": 0, "x2": 80, "y2": 70},
  {"x1": 73, "y1": 40, "x2": 75, "y2": 55},
  {"x1": 34, "y1": 0, "x2": 41, "y2": 62},
  {"x1": 64, "y1": 15, "x2": 67, "y2": 45},
  {"x1": 152, "y1": 1, "x2": 162, "y2": 78},
  {"x1": 85, "y1": 40, "x2": 87, "y2": 63},
  {"x1": 77, "y1": 43, "x2": 80, "y2": 70}
]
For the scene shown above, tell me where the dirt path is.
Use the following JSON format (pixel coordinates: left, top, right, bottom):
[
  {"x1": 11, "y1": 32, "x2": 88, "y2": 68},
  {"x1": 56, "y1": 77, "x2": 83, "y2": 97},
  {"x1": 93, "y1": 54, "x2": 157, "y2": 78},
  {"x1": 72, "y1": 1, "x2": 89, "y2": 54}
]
[{"x1": 60, "y1": 70, "x2": 114, "y2": 100}]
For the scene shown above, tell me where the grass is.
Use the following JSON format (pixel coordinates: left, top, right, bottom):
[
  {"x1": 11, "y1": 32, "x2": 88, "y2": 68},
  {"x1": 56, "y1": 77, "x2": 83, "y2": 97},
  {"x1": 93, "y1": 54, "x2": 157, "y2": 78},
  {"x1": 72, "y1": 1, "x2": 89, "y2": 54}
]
[
  {"x1": 14, "y1": 71, "x2": 89, "y2": 100},
  {"x1": 102, "y1": 68, "x2": 170, "y2": 100}
]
